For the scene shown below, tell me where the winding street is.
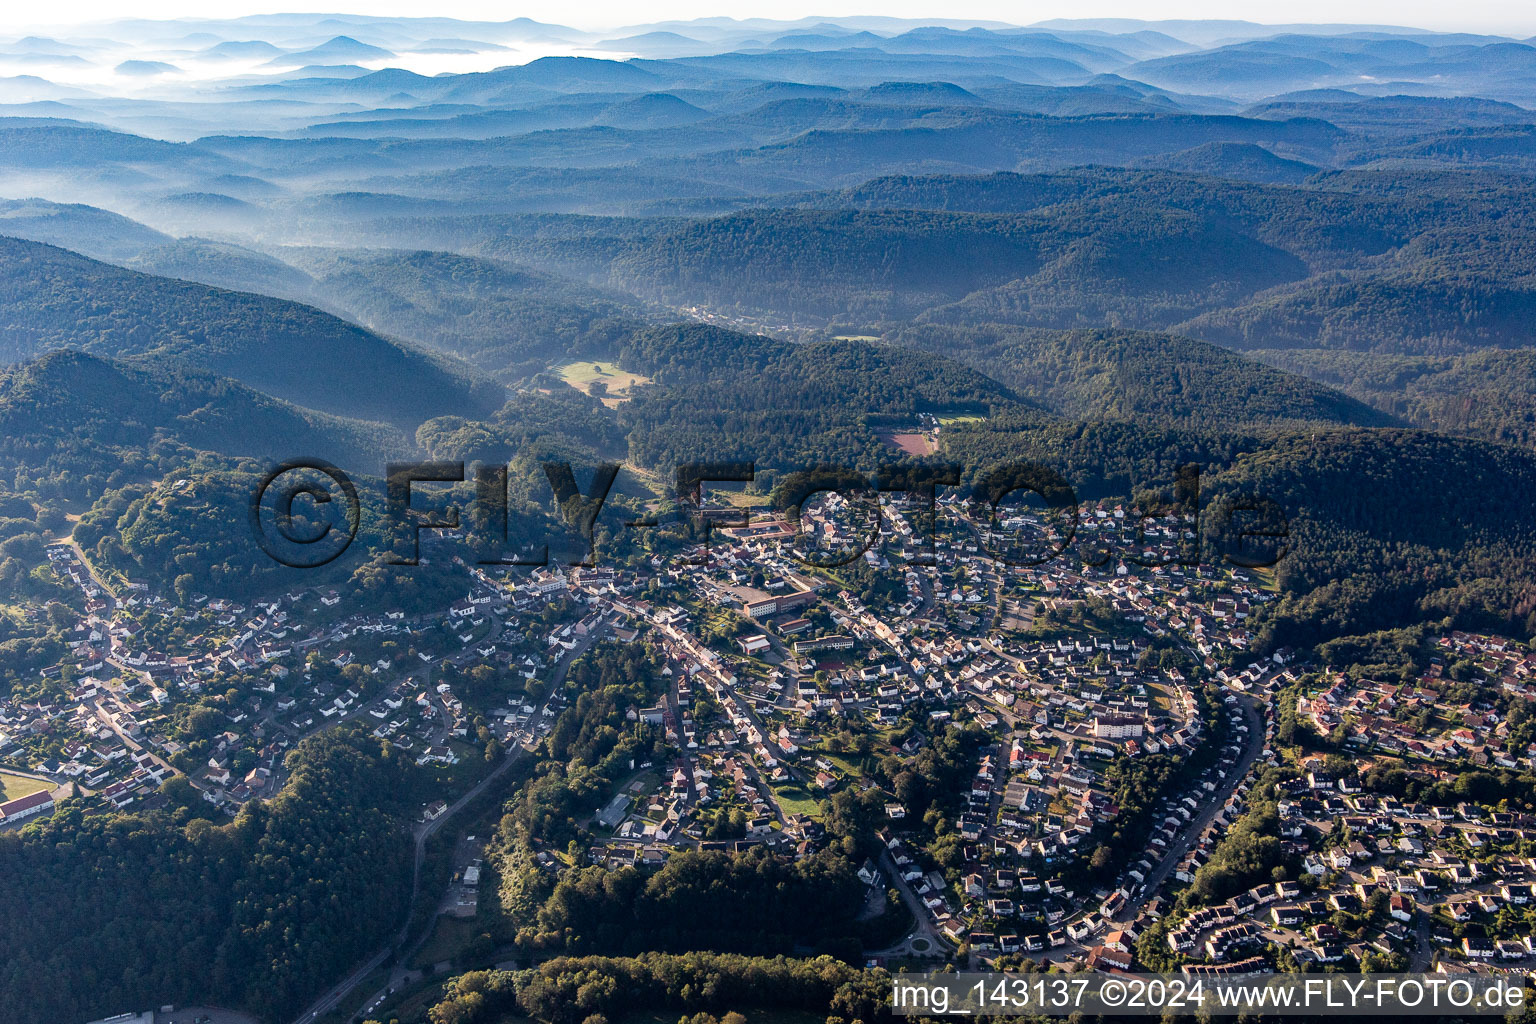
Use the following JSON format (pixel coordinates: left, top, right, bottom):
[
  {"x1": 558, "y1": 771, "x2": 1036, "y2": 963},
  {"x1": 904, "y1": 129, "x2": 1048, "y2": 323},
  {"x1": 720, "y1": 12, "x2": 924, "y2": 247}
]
[
  {"x1": 868, "y1": 845, "x2": 951, "y2": 957},
  {"x1": 1113, "y1": 691, "x2": 1267, "y2": 928}
]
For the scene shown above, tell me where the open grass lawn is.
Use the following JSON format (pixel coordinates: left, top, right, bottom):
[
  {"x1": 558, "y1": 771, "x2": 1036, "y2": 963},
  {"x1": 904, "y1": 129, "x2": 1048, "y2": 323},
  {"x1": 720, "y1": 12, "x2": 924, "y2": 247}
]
[
  {"x1": 409, "y1": 914, "x2": 486, "y2": 971},
  {"x1": 0, "y1": 770, "x2": 50, "y2": 802},
  {"x1": 700, "y1": 608, "x2": 748, "y2": 642},
  {"x1": 770, "y1": 782, "x2": 824, "y2": 819},
  {"x1": 937, "y1": 414, "x2": 984, "y2": 425},
  {"x1": 711, "y1": 486, "x2": 772, "y2": 508},
  {"x1": 1249, "y1": 566, "x2": 1281, "y2": 593},
  {"x1": 555, "y1": 360, "x2": 652, "y2": 406},
  {"x1": 819, "y1": 751, "x2": 872, "y2": 778}
]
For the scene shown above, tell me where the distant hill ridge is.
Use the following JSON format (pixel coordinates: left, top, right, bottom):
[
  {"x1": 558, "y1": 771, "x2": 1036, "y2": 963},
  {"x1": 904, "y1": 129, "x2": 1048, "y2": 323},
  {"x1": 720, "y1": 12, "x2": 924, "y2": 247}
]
[{"x1": 0, "y1": 234, "x2": 500, "y2": 428}]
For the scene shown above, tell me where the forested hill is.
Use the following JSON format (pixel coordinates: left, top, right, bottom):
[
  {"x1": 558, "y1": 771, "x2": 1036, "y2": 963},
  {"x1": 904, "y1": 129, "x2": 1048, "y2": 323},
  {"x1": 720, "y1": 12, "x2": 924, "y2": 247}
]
[
  {"x1": 0, "y1": 196, "x2": 174, "y2": 262},
  {"x1": 941, "y1": 418, "x2": 1536, "y2": 646},
  {"x1": 599, "y1": 168, "x2": 1536, "y2": 361},
  {"x1": 1136, "y1": 141, "x2": 1321, "y2": 184},
  {"x1": 614, "y1": 323, "x2": 1034, "y2": 472},
  {"x1": 0, "y1": 235, "x2": 502, "y2": 428},
  {"x1": 0, "y1": 726, "x2": 413, "y2": 1024},
  {"x1": 887, "y1": 325, "x2": 1397, "y2": 431},
  {"x1": 618, "y1": 322, "x2": 1018, "y2": 409},
  {"x1": 278, "y1": 246, "x2": 649, "y2": 381},
  {"x1": 1205, "y1": 429, "x2": 1536, "y2": 646},
  {"x1": 1174, "y1": 273, "x2": 1536, "y2": 355},
  {"x1": 637, "y1": 110, "x2": 1347, "y2": 188},
  {"x1": 1248, "y1": 347, "x2": 1536, "y2": 448},
  {"x1": 794, "y1": 166, "x2": 1367, "y2": 214},
  {"x1": 0, "y1": 350, "x2": 404, "y2": 490},
  {"x1": 609, "y1": 208, "x2": 1050, "y2": 319},
  {"x1": 595, "y1": 191, "x2": 1343, "y2": 325}
]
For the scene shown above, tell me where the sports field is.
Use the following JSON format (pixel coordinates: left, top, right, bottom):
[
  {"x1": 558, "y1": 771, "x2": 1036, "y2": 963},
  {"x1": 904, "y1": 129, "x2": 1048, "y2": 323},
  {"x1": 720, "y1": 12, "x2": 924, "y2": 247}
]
[{"x1": 0, "y1": 770, "x2": 50, "y2": 802}]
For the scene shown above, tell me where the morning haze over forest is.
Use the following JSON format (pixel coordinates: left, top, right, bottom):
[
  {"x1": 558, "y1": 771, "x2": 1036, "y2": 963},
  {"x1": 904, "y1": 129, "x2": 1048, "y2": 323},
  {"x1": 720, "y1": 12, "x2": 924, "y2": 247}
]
[{"x1": 3, "y1": 10, "x2": 1536, "y2": 1024}]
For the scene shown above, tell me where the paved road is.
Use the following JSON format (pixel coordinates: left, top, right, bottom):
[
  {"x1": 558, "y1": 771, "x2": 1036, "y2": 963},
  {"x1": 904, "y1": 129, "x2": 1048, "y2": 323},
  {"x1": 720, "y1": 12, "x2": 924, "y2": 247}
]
[
  {"x1": 868, "y1": 846, "x2": 951, "y2": 957},
  {"x1": 293, "y1": 725, "x2": 533, "y2": 1024},
  {"x1": 63, "y1": 537, "x2": 119, "y2": 602},
  {"x1": 1115, "y1": 692, "x2": 1266, "y2": 927},
  {"x1": 88, "y1": 698, "x2": 177, "y2": 776},
  {"x1": 294, "y1": 624, "x2": 608, "y2": 1024},
  {"x1": 639, "y1": 610, "x2": 795, "y2": 782}
]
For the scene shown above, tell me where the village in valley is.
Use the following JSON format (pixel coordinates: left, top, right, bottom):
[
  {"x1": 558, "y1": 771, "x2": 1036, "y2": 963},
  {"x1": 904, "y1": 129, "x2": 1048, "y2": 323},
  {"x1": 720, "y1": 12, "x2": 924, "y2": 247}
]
[{"x1": 6, "y1": 483, "x2": 1536, "y2": 986}]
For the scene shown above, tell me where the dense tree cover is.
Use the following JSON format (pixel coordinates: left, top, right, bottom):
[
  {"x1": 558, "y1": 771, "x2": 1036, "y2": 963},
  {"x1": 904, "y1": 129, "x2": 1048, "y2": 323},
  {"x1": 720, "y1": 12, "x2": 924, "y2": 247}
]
[
  {"x1": 418, "y1": 386, "x2": 628, "y2": 467},
  {"x1": 644, "y1": 110, "x2": 1344, "y2": 195},
  {"x1": 608, "y1": 199, "x2": 1314, "y2": 327},
  {"x1": 1074, "y1": 685, "x2": 1231, "y2": 882},
  {"x1": 524, "y1": 846, "x2": 865, "y2": 954},
  {"x1": 548, "y1": 645, "x2": 668, "y2": 769},
  {"x1": 1187, "y1": 797, "x2": 1286, "y2": 905},
  {"x1": 615, "y1": 323, "x2": 1016, "y2": 472},
  {"x1": 924, "y1": 204, "x2": 1308, "y2": 330},
  {"x1": 0, "y1": 234, "x2": 500, "y2": 427},
  {"x1": 0, "y1": 196, "x2": 175, "y2": 263},
  {"x1": 0, "y1": 488, "x2": 77, "y2": 682},
  {"x1": 813, "y1": 165, "x2": 1530, "y2": 276},
  {"x1": 414, "y1": 319, "x2": 1028, "y2": 490},
  {"x1": 80, "y1": 463, "x2": 368, "y2": 598},
  {"x1": 871, "y1": 723, "x2": 988, "y2": 835},
  {"x1": 815, "y1": 167, "x2": 1412, "y2": 238},
  {"x1": 941, "y1": 409, "x2": 1260, "y2": 499},
  {"x1": 1361, "y1": 124, "x2": 1536, "y2": 173},
  {"x1": 494, "y1": 642, "x2": 670, "y2": 927},
  {"x1": 1205, "y1": 430, "x2": 1536, "y2": 647},
  {"x1": 1134, "y1": 772, "x2": 1289, "y2": 973},
  {"x1": 580, "y1": 163, "x2": 1536, "y2": 343},
  {"x1": 480, "y1": 163, "x2": 1536, "y2": 373},
  {"x1": 825, "y1": 723, "x2": 991, "y2": 882},
  {"x1": 0, "y1": 725, "x2": 413, "y2": 1023},
  {"x1": 1249, "y1": 98, "x2": 1536, "y2": 141},
  {"x1": 619, "y1": 323, "x2": 1011, "y2": 409},
  {"x1": 889, "y1": 325, "x2": 1393, "y2": 431},
  {"x1": 0, "y1": 349, "x2": 401, "y2": 495},
  {"x1": 1360, "y1": 763, "x2": 1536, "y2": 813},
  {"x1": 612, "y1": 208, "x2": 1049, "y2": 318},
  {"x1": 0, "y1": 617, "x2": 65, "y2": 694},
  {"x1": 1178, "y1": 270, "x2": 1536, "y2": 356},
  {"x1": 0, "y1": 124, "x2": 194, "y2": 170},
  {"x1": 66, "y1": 446, "x2": 574, "y2": 605},
  {"x1": 1138, "y1": 140, "x2": 1321, "y2": 184},
  {"x1": 1252, "y1": 347, "x2": 1536, "y2": 447},
  {"x1": 281, "y1": 247, "x2": 646, "y2": 381},
  {"x1": 420, "y1": 952, "x2": 892, "y2": 1024},
  {"x1": 943, "y1": 416, "x2": 1536, "y2": 648},
  {"x1": 125, "y1": 237, "x2": 321, "y2": 304},
  {"x1": 1315, "y1": 624, "x2": 1439, "y2": 683}
]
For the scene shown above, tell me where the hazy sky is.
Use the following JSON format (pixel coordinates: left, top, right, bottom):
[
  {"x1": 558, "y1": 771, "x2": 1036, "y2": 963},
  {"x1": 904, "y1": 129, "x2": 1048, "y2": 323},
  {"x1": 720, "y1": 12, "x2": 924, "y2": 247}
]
[{"x1": 4, "y1": 1, "x2": 1534, "y2": 36}]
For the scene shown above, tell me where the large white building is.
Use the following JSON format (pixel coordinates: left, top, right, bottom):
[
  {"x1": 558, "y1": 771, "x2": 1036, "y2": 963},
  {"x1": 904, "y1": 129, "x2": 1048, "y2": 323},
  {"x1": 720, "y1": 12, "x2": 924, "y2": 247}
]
[
  {"x1": 0, "y1": 789, "x2": 54, "y2": 826},
  {"x1": 1092, "y1": 715, "x2": 1145, "y2": 740}
]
